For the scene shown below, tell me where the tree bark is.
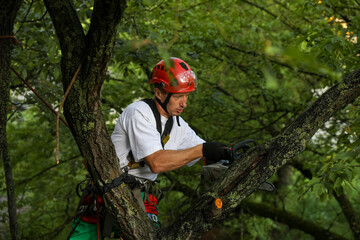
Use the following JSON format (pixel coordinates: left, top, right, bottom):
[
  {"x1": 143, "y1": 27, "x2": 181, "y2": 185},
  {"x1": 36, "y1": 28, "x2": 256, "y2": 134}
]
[
  {"x1": 0, "y1": 1, "x2": 23, "y2": 239},
  {"x1": 43, "y1": 0, "x2": 360, "y2": 239}
]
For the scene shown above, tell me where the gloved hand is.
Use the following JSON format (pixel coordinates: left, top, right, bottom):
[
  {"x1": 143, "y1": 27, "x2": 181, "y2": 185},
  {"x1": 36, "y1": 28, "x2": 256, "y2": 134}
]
[{"x1": 202, "y1": 142, "x2": 233, "y2": 165}]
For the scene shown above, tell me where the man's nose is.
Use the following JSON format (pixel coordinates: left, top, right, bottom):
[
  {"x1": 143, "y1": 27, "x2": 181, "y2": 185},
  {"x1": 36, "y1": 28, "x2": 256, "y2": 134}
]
[{"x1": 180, "y1": 96, "x2": 187, "y2": 108}]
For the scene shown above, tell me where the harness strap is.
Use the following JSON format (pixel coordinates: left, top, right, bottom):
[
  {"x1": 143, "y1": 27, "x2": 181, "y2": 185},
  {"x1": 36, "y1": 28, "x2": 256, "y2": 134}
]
[
  {"x1": 155, "y1": 92, "x2": 172, "y2": 115},
  {"x1": 101, "y1": 172, "x2": 137, "y2": 194},
  {"x1": 102, "y1": 210, "x2": 113, "y2": 237},
  {"x1": 126, "y1": 99, "x2": 177, "y2": 170},
  {"x1": 142, "y1": 98, "x2": 174, "y2": 147}
]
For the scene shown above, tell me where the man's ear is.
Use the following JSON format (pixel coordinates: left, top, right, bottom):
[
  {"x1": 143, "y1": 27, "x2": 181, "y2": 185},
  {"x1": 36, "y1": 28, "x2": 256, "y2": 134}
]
[
  {"x1": 154, "y1": 87, "x2": 161, "y2": 99},
  {"x1": 154, "y1": 88, "x2": 166, "y2": 102}
]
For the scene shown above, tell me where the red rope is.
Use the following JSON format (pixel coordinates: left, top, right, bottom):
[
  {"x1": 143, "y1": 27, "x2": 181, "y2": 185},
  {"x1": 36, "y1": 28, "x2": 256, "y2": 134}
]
[
  {"x1": 0, "y1": 35, "x2": 18, "y2": 45},
  {"x1": 10, "y1": 67, "x2": 70, "y2": 128}
]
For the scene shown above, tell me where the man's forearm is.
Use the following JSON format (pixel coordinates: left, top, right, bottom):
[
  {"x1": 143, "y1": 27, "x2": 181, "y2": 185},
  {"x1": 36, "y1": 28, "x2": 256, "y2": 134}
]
[{"x1": 145, "y1": 144, "x2": 203, "y2": 173}]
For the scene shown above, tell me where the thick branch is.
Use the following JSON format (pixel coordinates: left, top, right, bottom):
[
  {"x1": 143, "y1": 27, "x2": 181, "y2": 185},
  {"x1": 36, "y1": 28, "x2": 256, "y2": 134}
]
[
  {"x1": 162, "y1": 69, "x2": 360, "y2": 239},
  {"x1": 43, "y1": 0, "x2": 85, "y2": 64}
]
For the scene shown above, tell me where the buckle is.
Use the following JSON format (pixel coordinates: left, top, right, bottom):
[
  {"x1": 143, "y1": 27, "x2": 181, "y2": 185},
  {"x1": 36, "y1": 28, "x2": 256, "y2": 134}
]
[
  {"x1": 135, "y1": 177, "x2": 149, "y2": 185},
  {"x1": 147, "y1": 213, "x2": 158, "y2": 223}
]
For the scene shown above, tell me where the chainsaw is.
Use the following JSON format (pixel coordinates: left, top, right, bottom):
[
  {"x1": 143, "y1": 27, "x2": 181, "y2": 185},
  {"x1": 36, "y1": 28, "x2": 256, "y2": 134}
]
[{"x1": 202, "y1": 139, "x2": 275, "y2": 192}]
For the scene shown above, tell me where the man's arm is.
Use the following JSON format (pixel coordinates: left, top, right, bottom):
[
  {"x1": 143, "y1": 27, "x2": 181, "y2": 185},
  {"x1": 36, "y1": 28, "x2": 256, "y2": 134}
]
[{"x1": 145, "y1": 144, "x2": 203, "y2": 173}]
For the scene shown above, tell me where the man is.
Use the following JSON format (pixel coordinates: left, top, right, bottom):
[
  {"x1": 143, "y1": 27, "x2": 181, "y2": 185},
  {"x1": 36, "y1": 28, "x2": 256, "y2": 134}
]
[
  {"x1": 111, "y1": 57, "x2": 229, "y2": 218},
  {"x1": 69, "y1": 57, "x2": 230, "y2": 239}
]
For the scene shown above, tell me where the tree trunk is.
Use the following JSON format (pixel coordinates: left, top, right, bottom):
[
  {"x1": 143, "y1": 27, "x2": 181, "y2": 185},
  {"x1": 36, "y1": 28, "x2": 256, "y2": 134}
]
[
  {"x1": 44, "y1": 0, "x2": 159, "y2": 239},
  {"x1": 0, "y1": 1, "x2": 23, "y2": 239}
]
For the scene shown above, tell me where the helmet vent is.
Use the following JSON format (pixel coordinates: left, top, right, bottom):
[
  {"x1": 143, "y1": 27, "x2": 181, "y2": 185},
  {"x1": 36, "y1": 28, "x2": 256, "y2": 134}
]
[
  {"x1": 156, "y1": 65, "x2": 165, "y2": 71},
  {"x1": 179, "y1": 62, "x2": 189, "y2": 70}
]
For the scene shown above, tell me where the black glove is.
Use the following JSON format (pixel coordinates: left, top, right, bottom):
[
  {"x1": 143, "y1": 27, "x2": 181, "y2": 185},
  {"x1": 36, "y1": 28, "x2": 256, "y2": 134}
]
[{"x1": 202, "y1": 142, "x2": 232, "y2": 165}]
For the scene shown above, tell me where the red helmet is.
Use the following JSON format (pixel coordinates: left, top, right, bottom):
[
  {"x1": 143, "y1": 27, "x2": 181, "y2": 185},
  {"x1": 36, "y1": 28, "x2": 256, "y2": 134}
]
[{"x1": 149, "y1": 57, "x2": 197, "y2": 93}]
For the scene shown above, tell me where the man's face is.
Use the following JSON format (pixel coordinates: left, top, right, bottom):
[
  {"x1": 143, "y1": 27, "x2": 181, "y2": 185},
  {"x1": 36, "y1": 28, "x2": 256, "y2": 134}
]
[{"x1": 167, "y1": 92, "x2": 190, "y2": 116}]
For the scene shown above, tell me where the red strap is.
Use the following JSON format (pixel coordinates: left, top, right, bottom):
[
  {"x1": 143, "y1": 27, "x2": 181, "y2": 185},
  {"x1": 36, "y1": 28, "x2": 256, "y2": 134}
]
[{"x1": 144, "y1": 194, "x2": 158, "y2": 215}]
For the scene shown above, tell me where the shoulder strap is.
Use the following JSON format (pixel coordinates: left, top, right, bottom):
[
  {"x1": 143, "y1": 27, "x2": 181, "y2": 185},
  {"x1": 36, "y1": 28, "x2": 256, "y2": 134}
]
[
  {"x1": 142, "y1": 98, "x2": 162, "y2": 135},
  {"x1": 142, "y1": 99, "x2": 173, "y2": 148}
]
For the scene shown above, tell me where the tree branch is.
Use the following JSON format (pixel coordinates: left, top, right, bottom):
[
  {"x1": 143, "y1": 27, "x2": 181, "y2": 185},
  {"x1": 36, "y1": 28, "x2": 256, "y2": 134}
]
[
  {"x1": 241, "y1": 200, "x2": 348, "y2": 240},
  {"x1": 292, "y1": 159, "x2": 360, "y2": 239},
  {"x1": 240, "y1": 0, "x2": 301, "y2": 33},
  {"x1": 43, "y1": 0, "x2": 85, "y2": 66},
  {"x1": 161, "y1": 69, "x2": 360, "y2": 239}
]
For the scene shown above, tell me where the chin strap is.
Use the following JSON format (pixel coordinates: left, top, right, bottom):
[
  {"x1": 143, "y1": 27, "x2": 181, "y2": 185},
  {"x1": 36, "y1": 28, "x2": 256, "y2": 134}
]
[
  {"x1": 155, "y1": 93, "x2": 172, "y2": 114},
  {"x1": 155, "y1": 93, "x2": 181, "y2": 126}
]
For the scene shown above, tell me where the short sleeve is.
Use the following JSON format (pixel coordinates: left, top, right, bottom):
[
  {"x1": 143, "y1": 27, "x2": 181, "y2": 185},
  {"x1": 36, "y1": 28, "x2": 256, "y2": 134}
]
[{"x1": 122, "y1": 104, "x2": 163, "y2": 161}]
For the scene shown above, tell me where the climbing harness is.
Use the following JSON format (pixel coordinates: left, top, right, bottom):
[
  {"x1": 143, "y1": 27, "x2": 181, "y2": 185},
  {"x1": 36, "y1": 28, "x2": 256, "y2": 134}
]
[
  {"x1": 69, "y1": 98, "x2": 169, "y2": 239},
  {"x1": 68, "y1": 170, "x2": 161, "y2": 239},
  {"x1": 68, "y1": 172, "x2": 139, "y2": 239}
]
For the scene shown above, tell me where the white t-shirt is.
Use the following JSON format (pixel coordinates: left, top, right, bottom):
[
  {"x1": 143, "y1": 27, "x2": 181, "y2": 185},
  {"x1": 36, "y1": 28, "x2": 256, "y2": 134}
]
[{"x1": 111, "y1": 100, "x2": 205, "y2": 181}]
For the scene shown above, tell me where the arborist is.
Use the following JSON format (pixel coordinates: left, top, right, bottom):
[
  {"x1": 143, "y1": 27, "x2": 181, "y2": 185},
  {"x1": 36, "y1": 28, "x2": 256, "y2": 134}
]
[{"x1": 69, "y1": 57, "x2": 233, "y2": 239}]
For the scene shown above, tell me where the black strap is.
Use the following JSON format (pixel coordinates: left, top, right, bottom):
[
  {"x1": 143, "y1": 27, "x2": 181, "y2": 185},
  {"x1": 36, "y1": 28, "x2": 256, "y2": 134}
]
[
  {"x1": 155, "y1": 92, "x2": 172, "y2": 114},
  {"x1": 142, "y1": 98, "x2": 174, "y2": 148},
  {"x1": 101, "y1": 173, "x2": 137, "y2": 193},
  {"x1": 102, "y1": 210, "x2": 113, "y2": 237},
  {"x1": 154, "y1": 96, "x2": 181, "y2": 127}
]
